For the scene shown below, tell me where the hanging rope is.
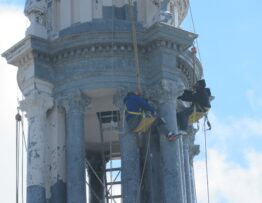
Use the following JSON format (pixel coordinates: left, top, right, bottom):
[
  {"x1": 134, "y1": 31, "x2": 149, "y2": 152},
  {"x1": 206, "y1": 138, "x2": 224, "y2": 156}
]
[
  {"x1": 136, "y1": 128, "x2": 152, "y2": 203},
  {"x1": 21, "y1": 114, "x2": 28, "y2": 151},
  {"x1": 15, "y1": 112, "x2": 21, "y2": 203},
  {"x1": 188, "y1": 3, "x2": 202, "y2": 64},
  {"x1": 15, "y1": 110, "x2": 27, "y2": 203},
  {"x1": 16, "y1": 84, "x2": 27, "y2": 203},
  {"x1": 21, "y1": 126, "x2": 24, "y2": 203},
  {"x1": 109, "y1": 2, "x2": 119, "y2": 202},
  {"x1": 128, "y1": 0, "x2": 142, "y2": 93},
  {"x1": 97, "y1": 113, "x2": 110, "y2": 203},
  {"x1": 203, "y1": 117, "x2": 210, "y2": 203},
  {"x1": 189, "y1": 4, "x2": 213, "y2": 203},
  {"x1": 191, "y1": 46, "x2": 197, "y2": 87},
  {"x1": 190, "y1": 46, "x2": 200, "y2": 131}
]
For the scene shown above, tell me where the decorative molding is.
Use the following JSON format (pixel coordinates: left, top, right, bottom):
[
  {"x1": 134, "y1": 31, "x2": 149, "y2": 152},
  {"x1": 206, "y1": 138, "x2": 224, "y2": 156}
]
[
  {"x1": 20, "y1": 90, "x2": 54, "y2": 118},
  {"x1": 177, "y1": 50, "x2": 203, "y2": 87},
  {"x1": 52, "y1": 40, "x2": 178, "y2": 63},
  {"x1": 59, "y1": 91, "x2": 91, "y2": 114},
  {"x1": 150, "y1": 0, "x2": 189, "y2": 27},
  {"x1": 25, "y1": 0, "x2": 46, "y2": 16},
  {"x1": 177, "y1": 57, "x2": 194, "y2": 87},
  {"x1": 24, "y1": 0, "x2": 48, "y2": 38},
  {"x1": 17, "y1": 67, "x2": 54, "y2": 95}
]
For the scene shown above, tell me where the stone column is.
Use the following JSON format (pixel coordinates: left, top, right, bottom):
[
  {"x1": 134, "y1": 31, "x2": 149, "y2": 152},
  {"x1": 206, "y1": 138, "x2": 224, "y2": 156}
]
[
  {"x1": 154, "y1": 80, "x2": 186, "y2": 203},
  {"x1": 183, "y1": 134, "x2": 194, "y2": 203},
  {"x1": 114, "y1": 88, "x2": 141, "y2": 203},
  {"x1": 60, "y1": 91, "x2": 90, "y2": 203},
  {"x1": 140, "y1": 131, "x2": 162, "y2": 203},
  {"x1": 46, "y1": 104, "x2": 67, "y2": 203},
  {"x1": 20, "y1": 91, "x2": 53, "y2": 203},
  {"x1": 189, "y1": 133, "x2": 200, "y2": 203}
]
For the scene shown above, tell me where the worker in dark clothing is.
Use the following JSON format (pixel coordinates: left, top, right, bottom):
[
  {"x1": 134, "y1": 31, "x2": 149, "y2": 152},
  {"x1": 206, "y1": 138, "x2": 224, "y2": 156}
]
[
  {"x1": 177, "y1": 79, "x2": 212, "y2": 134},
  {"x1": 123, "y1": 91, "x2": 177, "y2": 141}
]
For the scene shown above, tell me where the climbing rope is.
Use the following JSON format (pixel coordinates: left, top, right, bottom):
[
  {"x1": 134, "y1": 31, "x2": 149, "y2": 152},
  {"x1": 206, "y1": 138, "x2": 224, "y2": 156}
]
[
  {"x1": 97, "y1": 113, "x2": 110, "y2": 203},
  {"x1": 108, "y1": 2, "x2": 119, "y2": 202},
  {"x1": 15, "y1": 110, "x2": 27, "y2": 203},
  {"x1": 188, "y1": 3, "x2": 213, "y2": 203},
  {"x1": 191, "y1": 46, "x2": 197, "y2": 87},
  {"x1": 128, "y1": 0, "x2": 142, "y2": 93},
  {"x1": 15, "y1": 112, "x2": 20, "y2": 203},
  {"x1": 136, "y1": 128, "x2": 152, "y2": 203},
  {"x1": 188, "y1": 2, "x2": 202, "y2": 64},
  {"x1": 203, "y1": 116, "x2": 211, "y2": 203}
]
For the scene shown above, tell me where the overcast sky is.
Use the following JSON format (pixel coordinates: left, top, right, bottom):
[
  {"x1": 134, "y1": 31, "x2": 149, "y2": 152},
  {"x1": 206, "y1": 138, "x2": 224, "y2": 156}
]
[{"x1": 1, "y1": 1, "x2": 262, "y2": 203}]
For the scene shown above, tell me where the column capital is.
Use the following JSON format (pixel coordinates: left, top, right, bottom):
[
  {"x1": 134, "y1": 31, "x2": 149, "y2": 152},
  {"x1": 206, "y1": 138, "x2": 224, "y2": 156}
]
[
  {"x1": 147, "y1": 79, "x2": 184, "y2": 104},
  {"x1": 59, "y1": 91, "x2": 91, "y2": 114},
  {"x1": 20, "y1": 90, "x2": 53, "y2": 118}
]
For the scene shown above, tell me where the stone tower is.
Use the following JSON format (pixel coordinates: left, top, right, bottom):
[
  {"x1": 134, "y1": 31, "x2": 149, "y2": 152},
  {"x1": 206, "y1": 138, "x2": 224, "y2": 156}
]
[{"x1": 2, "y1": 0, "x2": 202, "y2": 202}]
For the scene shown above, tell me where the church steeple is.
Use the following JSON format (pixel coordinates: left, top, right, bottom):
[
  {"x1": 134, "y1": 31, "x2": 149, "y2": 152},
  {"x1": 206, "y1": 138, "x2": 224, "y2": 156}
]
[{"x1": 3, "y1": 1, "x2": 202, "y2": 203}]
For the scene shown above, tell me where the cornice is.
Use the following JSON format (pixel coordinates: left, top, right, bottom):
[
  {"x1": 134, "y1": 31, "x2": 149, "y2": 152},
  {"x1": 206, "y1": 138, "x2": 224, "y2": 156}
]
[
  {"x1": 144, "y1": 22, "x2": 197, "y2": 51},
  {"x1": 2, "y1": 24, "x2": 197, "y2": 63},
  {"x1": 2, "y1": 26, "x2": 201, "y2": 90},
  {"x1": 1, "y1": 36, "x2": 51, "y2": 67}
]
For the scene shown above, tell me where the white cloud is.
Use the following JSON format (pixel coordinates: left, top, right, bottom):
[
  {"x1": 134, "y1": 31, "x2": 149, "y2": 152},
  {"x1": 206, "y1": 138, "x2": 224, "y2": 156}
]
[
  {"x1": 194, "y1": 112, "x2": 262, "y2": 203},
  {"x1": 0, "y1": 5, "x2": 29, "y2": 52},
  {"x1": 206, "y1": 112, "x2": 262, "y2": 141},
  {"x1": 195, "y1": 149, "x2": 262, "y2": 203},
  {"x1": 246, "y1": 89, "x2": 262, "y2": 112}
]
